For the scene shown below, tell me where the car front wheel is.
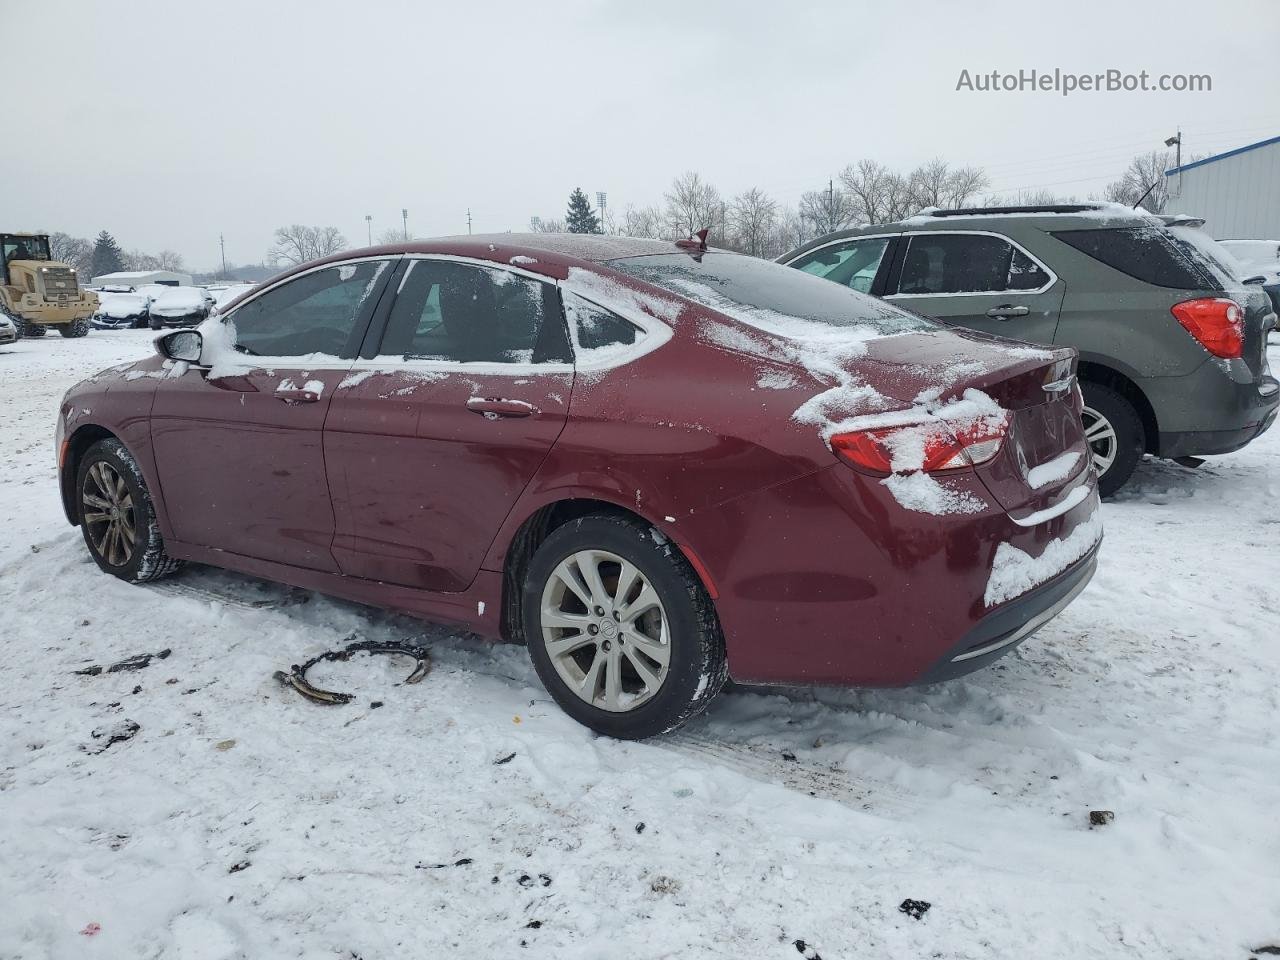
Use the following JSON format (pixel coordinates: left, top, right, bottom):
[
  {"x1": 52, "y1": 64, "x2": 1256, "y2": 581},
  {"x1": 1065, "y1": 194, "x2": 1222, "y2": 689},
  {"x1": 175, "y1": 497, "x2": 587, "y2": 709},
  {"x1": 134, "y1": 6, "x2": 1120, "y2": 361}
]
[
  {"x1": 522, "y1": 515, "x2": 727, "y2": 739},
  {"x1": 1080, "y1": 382, "x2": 1144, "y2": 498},
  {"x1": 77, "y1": 438, "x2": 184, "y2": 583}
]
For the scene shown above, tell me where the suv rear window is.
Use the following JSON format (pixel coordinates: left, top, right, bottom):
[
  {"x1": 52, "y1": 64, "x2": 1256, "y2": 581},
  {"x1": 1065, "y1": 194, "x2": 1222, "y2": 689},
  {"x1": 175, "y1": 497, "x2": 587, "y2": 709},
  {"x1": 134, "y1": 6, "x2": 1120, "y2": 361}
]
[
  {"x1": 1051, "y1": 226, "x2": 1224, "y2": 291},
  {"x1": 608, "y1": 252, "x2": 933, "y2": 336}
]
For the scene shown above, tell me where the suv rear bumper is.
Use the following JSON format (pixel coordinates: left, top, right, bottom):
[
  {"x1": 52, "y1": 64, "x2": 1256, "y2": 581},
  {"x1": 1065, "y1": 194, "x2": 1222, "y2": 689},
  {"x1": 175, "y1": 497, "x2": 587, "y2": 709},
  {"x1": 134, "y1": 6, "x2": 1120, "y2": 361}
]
[{"x1": 1142, "y1": 360, "x2": 1279, "y2": 457}]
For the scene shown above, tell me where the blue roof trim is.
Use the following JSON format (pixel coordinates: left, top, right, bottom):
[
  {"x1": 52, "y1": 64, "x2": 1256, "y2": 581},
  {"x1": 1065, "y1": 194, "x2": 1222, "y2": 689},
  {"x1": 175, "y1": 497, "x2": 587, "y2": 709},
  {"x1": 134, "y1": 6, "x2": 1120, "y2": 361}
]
[{"x1": 1165, "y1": 134, "x2": 1280, "y2": 176}]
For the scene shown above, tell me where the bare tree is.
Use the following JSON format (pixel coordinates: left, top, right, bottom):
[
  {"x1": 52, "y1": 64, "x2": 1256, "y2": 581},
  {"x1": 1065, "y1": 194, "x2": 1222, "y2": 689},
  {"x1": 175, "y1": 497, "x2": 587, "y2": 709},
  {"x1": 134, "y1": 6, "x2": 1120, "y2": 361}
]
[
  {"x1": 47, "y1": 232, "x2": 93, "y2": 273},
  {"x1": 1103, "y1": 150, "x2": 1173, "y2": 212},
  {"x1": 124, "y1": 249, "x2": 160, "y2": 271},
  {"x1": 376, "y1": 227, "x2": 417, "y2": 245},
  {"x1": 906, "y1": 158, "x2": 990, "y2": 211},
  {"x1": 270, "y1": 225, "x2": 348, "y2": 266},
  {"x1": 664, "y1": 172, "x2": 722, "y2": 239},
  {"x1": 615, "y1": 205, "x2": 665, "y2": 239},
  {"x1": 774, "y1": 205, "x2": 813, "y2": 256},
  {"x1": 839, "y1": 160, "x2": 919, "y2": 223},
  {"x1": 799, "y1": 181, "x2": 857, "y2": 237},
  {"x1": 155, "y1": 249, "x2": 185, "y2": 271},
  {"x1": 529, "y1": 216, "x2": 566, "y2": 233},
  {"x1": 729, "y1": 187, "x2": 778, "y2": 257}
]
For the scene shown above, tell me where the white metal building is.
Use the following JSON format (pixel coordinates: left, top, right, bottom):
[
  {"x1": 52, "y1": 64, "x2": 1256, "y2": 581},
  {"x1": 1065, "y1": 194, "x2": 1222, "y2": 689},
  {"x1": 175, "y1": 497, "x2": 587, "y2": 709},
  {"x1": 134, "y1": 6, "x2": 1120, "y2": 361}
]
[
  {"x1": 90, "y1": 269, "x2": 193, "y2": 288},
  {"x1": 1164, "y1": 135, "x2": 1280, "y2": 240}
]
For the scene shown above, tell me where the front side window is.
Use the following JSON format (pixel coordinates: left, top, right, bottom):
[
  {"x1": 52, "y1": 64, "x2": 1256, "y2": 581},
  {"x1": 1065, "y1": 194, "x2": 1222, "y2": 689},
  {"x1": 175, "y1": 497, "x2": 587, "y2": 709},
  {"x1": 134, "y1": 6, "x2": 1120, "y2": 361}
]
[
  {"x1": 896, "y1": 233, "x2": 1048, "y2": 295},
  {"x1": 379, "y1": 260, "x2": 569, "y2": 364},
  {"x1": 791, "y1": 237, "x2": 891, "y2": 294},
  {"x1": 229, "y1": 260, "x2": 390, "y2": 358},
  {"x1": 3, "y1": 235, "x2": 51, "y2": 264}
]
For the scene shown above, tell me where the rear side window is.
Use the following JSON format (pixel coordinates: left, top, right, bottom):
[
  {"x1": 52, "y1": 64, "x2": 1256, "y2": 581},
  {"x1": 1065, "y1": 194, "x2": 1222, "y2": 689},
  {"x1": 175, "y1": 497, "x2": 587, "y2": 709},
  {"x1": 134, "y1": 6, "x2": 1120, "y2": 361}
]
[
  {"x1": 895, "y1": 233, "x2": 1049, "y2": 295},
  {"x1": 562, "y1": 290, "x2": 643, "y2": 359},
  {"x1": 1051, "y1": 226, "x2": 1224, "y2": 291},
  {"x1": 791, "y1": 237, "x2": 891, "y2": 294},
  {"x1": 379, "y1": 260, "x2": 569, "y2": 363}
]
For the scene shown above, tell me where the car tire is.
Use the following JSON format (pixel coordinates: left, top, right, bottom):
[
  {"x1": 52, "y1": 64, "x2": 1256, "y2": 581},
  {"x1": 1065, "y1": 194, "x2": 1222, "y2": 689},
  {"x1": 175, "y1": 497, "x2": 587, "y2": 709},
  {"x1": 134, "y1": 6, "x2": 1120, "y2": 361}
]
[
  {"x1": 522, "y1": 514, "x2": 728, "y2": 739},
  {"x1": 76, "y1": 438, "x2": 184, "y2": 584},
  {"x1": 1080, "y1": 382, "x2": 1144, "y2": 498},
  {"x1": 59, "y1": 318, "x2": 91, "y2": 338}
]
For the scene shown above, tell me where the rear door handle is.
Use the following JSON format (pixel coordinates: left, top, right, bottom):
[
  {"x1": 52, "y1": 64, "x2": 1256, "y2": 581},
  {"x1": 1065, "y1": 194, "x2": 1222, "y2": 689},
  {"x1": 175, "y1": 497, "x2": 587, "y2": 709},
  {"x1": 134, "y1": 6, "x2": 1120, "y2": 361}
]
[
  {"x1": 274, "y1": 388, "x2": 321, "y2": 404},
  {"x1": 466, "y1": 397, "x2": 536, "y2": 418},
  {"x1": 987, "y1": 304, "x2": 1030, "y2": 319}
]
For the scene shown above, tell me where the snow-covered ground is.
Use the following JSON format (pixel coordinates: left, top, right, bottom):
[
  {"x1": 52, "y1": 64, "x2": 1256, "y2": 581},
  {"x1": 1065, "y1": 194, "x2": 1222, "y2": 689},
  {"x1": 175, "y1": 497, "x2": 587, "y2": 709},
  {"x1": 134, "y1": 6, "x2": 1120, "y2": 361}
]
[{"x1": 2, "y1": 330, "x2": 1278, "y2": 960}]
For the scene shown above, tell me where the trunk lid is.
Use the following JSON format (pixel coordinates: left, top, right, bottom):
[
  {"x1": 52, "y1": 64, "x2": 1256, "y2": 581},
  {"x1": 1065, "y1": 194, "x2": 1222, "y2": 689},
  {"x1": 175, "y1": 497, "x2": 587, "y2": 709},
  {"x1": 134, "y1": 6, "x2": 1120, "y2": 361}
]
[{"x1": 857, "y1": 327, "x2": 1092, "y2": 516}]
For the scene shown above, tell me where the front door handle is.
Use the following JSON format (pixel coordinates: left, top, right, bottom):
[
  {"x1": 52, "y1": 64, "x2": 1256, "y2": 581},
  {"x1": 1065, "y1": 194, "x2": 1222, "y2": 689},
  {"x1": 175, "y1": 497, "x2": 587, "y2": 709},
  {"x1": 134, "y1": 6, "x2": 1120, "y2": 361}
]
[
  {"x1": 275, "y1": 388, "x2": 321, "y2": 404},
  {"x1": 466, "y1": 397, "x2": 535, "y2": 419},
  {"x1": 987, "y1": 304, "x2": 1030, "y2": 319}
]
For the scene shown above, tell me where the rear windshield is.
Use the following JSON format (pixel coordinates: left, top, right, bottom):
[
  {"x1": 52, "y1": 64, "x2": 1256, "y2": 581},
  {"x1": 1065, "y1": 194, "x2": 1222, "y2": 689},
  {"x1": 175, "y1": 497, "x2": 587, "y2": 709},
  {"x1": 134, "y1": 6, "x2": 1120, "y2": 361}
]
[
  {"x1": 1051, "y1": 225, "x2": 1224, "y2": 291},
  {"x1": 608, "y1": 252, "x2": 933, "y2": 337}
]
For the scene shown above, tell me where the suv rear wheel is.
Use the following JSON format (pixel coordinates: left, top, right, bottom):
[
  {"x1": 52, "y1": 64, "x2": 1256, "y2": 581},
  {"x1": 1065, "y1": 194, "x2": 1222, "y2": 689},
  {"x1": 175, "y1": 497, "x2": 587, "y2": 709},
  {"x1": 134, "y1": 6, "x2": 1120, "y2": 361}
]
[
  {"x1": 1081, "y1": 382, "x2": 1144, "y2": 497},
  {"x1": 522, "y1": 515, "x2": 727, "y2": 739}
]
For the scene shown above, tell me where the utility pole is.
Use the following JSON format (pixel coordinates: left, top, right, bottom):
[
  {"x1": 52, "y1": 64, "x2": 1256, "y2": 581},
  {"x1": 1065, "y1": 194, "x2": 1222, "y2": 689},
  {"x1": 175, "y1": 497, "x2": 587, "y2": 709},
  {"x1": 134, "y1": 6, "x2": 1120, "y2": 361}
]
[
  {"x1": 365, "y1": 214, "x2": 372, "y2": 246},
  {"x1": 402, "y1": 208, "x2": 409, "y2": 242},
  {"x1": 596, "y1": 191, "x2": 607, "y2": 234},
  {"x1": 467, "y1": 208, "x2": 472, "y2": 235},
  {"x1": 828, "y1": 179, "x2": 835, "y2": 232},
  {"x1": 219, "y1": 233, "x2": 227, "y2": 278}
]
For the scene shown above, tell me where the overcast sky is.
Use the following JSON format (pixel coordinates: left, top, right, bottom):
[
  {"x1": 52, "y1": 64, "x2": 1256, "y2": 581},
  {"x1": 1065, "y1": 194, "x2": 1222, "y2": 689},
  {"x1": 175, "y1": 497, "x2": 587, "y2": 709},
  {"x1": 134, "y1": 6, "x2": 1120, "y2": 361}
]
[{"x1": 4, "y1": 0, "x2": 1278, "y2": 271}]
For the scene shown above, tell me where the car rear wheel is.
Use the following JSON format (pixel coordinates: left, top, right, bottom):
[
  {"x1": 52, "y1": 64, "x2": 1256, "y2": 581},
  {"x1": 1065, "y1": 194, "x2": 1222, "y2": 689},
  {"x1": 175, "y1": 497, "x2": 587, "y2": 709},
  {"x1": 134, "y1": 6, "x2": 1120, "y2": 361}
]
[
  {"x1": 1080, "y1": 382, "x2": 1144, "y2": 498},
  {"x1": 59, "y1": 318, "x2": 91, "y2": 338},
  {"x1": 77, "y1": 438, "x2": 184, "y2": 584},
  {"x1": 522, "y1": 515, "x2": 727, "y2": 739}
]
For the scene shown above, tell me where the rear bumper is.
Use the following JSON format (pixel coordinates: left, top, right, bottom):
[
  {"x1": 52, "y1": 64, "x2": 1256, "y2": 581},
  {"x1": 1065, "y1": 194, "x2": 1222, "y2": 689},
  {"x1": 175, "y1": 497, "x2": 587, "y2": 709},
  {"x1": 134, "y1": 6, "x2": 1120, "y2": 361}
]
[
  {"x1": 916, "y1": 548, "x2": 1098, "y2": 683},
  {"x1": 1142, "y1": 359, "x2": 1279, "y2": 457}
]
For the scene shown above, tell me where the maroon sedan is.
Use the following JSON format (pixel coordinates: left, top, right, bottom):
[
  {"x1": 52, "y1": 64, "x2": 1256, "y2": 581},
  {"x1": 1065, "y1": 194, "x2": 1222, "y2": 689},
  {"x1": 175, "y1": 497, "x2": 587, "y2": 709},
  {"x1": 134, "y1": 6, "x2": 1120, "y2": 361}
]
[{"x1": 56, "y1": 235, "x2": 1102, "y2": 738}]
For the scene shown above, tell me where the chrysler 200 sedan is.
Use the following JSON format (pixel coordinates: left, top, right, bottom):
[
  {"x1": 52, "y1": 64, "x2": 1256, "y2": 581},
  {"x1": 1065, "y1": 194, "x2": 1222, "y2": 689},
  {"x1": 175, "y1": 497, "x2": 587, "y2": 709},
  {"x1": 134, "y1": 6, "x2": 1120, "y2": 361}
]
[{"x1": 56, "y1": 234, "x2": 1102, "y2": 739}]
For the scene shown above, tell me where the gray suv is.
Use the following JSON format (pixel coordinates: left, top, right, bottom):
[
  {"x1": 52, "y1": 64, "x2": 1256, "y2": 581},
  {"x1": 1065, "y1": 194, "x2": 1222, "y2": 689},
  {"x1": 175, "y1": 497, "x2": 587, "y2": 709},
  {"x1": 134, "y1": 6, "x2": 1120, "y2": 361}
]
[{"x1": 781, "y1": 205, "x2": 1279, "y2": 495}]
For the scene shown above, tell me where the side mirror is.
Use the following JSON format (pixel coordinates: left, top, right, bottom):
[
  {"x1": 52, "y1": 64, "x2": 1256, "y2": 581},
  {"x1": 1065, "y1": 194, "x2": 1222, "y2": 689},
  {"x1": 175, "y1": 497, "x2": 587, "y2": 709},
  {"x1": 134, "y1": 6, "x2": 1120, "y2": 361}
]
[{"x1": 156, "y1": 329, "x2": 203, "y2": 364}]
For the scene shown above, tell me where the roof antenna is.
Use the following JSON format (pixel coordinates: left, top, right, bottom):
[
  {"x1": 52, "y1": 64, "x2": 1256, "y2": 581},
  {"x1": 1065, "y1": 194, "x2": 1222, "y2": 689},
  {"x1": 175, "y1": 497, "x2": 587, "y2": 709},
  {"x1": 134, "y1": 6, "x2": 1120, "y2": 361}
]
[
  {"x1": 1132, "y1": 180, "x2": 1159, "y2": 211},
  {"x1": 676, "y1": 227, "x2": 710, "y2": 252}
]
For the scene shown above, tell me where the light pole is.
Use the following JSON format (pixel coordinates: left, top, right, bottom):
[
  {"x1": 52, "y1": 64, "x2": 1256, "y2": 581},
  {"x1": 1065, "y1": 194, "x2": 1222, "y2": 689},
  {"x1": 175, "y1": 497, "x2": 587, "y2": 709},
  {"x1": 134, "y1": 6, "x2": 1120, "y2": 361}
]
[
  {"x1": 402, "y1": 208, "x2": 409, "y2": 242},
  {"x1": 365, "y1": 214, "x2": 372, "y2": 246},
  {"x1": 1165, "y1": 130, "x2": 1182, "y2": 197},
  {"x1": 596, "y1": 191, "x2": 607, "y2": 234}
]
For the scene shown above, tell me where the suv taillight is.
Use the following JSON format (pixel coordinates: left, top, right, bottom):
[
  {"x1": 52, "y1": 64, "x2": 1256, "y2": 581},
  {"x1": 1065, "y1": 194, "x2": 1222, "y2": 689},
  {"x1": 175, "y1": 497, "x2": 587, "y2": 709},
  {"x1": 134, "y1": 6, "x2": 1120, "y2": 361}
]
[
  {"x1": 830, "y1": 416, "x2": 1009, "y2": 476},
  {"x1": 1171, "y1": 298, "x2": 1243, "y2": 359}
]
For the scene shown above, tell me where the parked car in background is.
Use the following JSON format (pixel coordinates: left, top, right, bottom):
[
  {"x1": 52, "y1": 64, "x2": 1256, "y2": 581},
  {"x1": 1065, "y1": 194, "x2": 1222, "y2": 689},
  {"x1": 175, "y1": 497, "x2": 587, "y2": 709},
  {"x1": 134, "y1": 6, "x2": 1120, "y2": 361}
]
[
  {"x1": 147, "y1": 287, "x2": 213, "y2": 329},
  {"x1": 1217, "y1": 239, "x2": 1280, "y2": 316},
  {"x1": 92, "y1": 291, "x2": 151, "y2": 330},
  {"x1": 211, "y1": 282, "x2": 256, "y2": 309},
  {"x1": 56, "y1": 235, "x2": 1100, "y2": 738},
  {"x1": 781, "y1": 204, "x2": 1279, "y2": 496},
  {"x1": 0, "y1": 311, "x2": 17, "y2": 345}
]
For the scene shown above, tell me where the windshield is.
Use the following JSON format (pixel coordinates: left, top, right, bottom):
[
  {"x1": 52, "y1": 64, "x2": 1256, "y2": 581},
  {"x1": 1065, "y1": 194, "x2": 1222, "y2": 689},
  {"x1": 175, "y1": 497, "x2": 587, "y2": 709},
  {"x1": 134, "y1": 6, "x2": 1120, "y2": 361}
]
[
  {"x1": 608, "y1": 252, "x2": 934, "y2": 338},
  {"x1": 3, "y1": 236, "x2": 51, "y2": 263}
]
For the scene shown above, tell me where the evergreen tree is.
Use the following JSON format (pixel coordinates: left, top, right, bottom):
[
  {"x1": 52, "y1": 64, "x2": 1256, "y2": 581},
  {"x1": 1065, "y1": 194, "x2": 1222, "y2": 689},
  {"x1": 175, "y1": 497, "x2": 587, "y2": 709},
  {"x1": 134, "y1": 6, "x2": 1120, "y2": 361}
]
[
  {"x1": 565, "y1": 188, "x2": 601, "y2": 234},
  {"x1": 90, "y1": 231, "x2": 125, "y2": 278}
]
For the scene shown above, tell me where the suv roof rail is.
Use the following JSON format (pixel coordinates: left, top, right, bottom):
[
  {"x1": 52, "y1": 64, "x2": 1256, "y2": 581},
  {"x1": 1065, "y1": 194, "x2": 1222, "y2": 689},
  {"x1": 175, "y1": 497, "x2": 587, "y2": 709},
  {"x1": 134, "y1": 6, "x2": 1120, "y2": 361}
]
[{"x1": 926, "y1": 204, "x2": 1105, "y2": 217}]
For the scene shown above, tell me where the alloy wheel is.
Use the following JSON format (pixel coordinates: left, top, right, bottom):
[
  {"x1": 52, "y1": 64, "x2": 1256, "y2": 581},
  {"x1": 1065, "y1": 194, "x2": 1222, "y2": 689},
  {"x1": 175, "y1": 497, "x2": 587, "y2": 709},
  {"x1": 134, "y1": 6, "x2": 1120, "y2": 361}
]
[
  {"x1": 1081, "y1": 405, "x2": 1118, "y2": 476},
  {"x1": 82, "y1": 461, "x2": 136, "y2": 567},
  {"x1": 539, "y1": 549, "x2": 671, "y2": 712}
]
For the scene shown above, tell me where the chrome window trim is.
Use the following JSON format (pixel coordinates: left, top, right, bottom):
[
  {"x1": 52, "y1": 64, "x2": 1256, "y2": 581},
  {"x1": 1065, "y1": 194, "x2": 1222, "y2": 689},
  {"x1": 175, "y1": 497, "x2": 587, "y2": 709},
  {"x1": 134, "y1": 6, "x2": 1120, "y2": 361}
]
[{"x1": 885, "y1": 229, "x2": 1059, "y2": 299}]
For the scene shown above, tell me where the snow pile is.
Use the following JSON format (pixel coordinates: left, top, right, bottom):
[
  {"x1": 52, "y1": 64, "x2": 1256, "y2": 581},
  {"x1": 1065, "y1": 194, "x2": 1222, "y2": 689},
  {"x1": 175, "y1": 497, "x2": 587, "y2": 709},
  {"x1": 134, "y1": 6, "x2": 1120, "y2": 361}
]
[
  {"x1": 984, "y1": 510, "x2": 1103, "y2": 606},
  {"x1": 1027, "y1": 452, "x2": 1082, "y2": 490}
]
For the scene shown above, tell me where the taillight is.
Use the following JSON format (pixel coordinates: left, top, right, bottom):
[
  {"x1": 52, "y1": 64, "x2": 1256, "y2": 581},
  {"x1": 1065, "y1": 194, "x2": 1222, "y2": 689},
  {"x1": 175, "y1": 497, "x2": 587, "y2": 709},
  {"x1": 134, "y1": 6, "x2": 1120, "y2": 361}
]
[
  {"x1": 1171, "y1": 298, "x2": 1243, "y2": 359},
  {"x1": 830, "y1": 414, "x2": 1009, "y2": 476}
]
